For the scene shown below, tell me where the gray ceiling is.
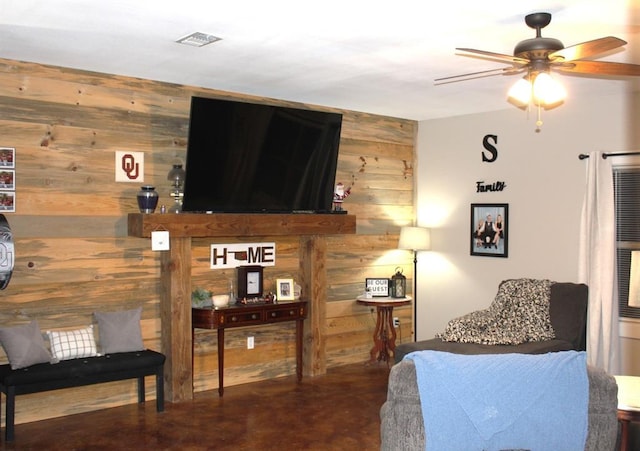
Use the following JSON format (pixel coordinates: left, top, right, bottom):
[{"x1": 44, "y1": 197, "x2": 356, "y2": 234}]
[{"x1": 2, "y1": 0, "x2": 639, "y2": 120}]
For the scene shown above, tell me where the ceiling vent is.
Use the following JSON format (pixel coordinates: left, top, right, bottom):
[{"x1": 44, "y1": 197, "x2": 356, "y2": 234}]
[{"x1": 176, "y1": 32, "x2": 222, "y2": 47}]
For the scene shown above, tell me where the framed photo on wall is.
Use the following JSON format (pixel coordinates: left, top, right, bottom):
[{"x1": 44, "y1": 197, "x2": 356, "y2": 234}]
[
  {"x1": 471, "y1": 203, "x2": 508, "y2": 258},
  {"x1": 0, "y1": 148, "x2": 14, "y2": 169},
  {"x1": 0, "y1": 192, "x2": 15, "y2": 213},
  {"x1": 0, "y1": 171, "x2": 14, "y2": 190}
]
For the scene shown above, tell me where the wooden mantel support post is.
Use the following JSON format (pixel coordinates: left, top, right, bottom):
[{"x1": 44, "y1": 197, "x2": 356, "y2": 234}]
[
  {"x1": 159, "y1": 236, "x2": 193, "y2": 402},
  {"x1": 128, "y1": 213, "x2": 355, "y2": 403},
  {"x1": 299, "y1": 235, "x2": 327, "y2": 376}
]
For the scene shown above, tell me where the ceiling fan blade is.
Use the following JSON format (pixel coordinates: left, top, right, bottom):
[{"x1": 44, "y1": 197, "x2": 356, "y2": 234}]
[
  {"x1": 549, "y1": 36, "x2": 627, "y2": 62},
  {"x1": 456, "y1": 48, "x2": 530, "y2": 65},
  {"x1": 554, "y1": 60, "x2": 640, "y2": 76},
  {"x1": 434, "y1": 67, "x2": 523, "y2": 85}
]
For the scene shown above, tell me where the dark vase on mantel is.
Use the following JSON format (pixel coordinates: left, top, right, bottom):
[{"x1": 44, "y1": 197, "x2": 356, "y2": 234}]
[{"x1": 137, "y1": 186, "x2": 159, "y2": 213}]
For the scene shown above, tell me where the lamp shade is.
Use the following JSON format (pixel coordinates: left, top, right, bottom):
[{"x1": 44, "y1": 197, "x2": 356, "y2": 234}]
[
  {"x1": 507, "y1": 73, "x2": 566, "y2": 109},
  {"x1": 167, "y1": 164, "x2": 186, "y2": 187},
  {"x1": 507, "y1": 77, "x2": 532, "y2": 108},
  {"x1": 532, "y1": 72, "x2": 566, "y2": 107},
  {"x1": 398, "y1": 226, "x2": 431, "y2": 251}
]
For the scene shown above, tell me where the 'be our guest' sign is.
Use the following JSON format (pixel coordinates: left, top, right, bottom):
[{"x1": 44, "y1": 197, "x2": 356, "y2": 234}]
[{"x1": 365, "y1": 278, "x2": 389, "y2": 297}]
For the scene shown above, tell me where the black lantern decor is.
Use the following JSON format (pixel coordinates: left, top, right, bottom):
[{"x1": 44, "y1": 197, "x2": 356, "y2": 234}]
[{"x1": 390, "y1": 267, "x2": 406, "y2": 298}]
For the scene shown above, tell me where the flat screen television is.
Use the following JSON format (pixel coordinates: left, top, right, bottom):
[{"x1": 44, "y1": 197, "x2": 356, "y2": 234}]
[{"x1": 181, "y1": 96, "x2": 343, "y2": 214}]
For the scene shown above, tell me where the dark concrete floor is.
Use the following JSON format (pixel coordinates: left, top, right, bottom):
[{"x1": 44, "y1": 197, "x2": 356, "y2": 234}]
[{"x1": 1, "y1": 362, "x2": 390, "y2": 451}]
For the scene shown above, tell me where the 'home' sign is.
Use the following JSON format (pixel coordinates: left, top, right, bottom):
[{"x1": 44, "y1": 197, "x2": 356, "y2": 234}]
[{"x1": 210, "y1": 242, "x2": 276, "y2": 269}]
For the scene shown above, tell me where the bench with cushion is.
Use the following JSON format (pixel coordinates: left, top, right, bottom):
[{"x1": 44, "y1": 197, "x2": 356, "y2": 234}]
[
  {"x1": 0, "y1": 307, "x2": 165, "y2": 441},
  {"x1": 0, "y1": 349, "x2": 165, "y2": 441}
]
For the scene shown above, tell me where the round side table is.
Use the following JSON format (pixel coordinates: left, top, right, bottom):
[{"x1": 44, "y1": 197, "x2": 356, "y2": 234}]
[
  {"x1": 614, "y1": 375, "x2": 640, "y2": 451},
  {"x1": 356, "y1": 296, "x2": 411, "y2": 365}
]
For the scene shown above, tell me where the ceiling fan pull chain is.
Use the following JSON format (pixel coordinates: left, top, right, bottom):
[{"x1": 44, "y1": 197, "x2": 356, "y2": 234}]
[{"x1": 536, "y1": 104, "x2": 543, "y2": 132}]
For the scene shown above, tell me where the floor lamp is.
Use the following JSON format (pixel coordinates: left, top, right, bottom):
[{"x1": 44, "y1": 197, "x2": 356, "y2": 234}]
[{"x1": 398, "y1": 226, "x2": 431, "y2": 341}]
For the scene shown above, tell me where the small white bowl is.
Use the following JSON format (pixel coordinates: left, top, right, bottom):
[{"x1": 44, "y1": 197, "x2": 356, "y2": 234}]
[{"x1": 212, "y1": 294, "x2": 230, "y2": 308}]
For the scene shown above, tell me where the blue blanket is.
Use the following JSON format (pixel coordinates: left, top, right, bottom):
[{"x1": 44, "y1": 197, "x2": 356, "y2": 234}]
[{"x1": 405, "y1": 350, "x2": 588, "y2": 451}]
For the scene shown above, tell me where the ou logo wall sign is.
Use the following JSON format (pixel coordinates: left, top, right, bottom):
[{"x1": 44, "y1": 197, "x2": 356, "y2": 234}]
[{"x1": 115, "y1": 151, "x2": 145, "y2": 182}]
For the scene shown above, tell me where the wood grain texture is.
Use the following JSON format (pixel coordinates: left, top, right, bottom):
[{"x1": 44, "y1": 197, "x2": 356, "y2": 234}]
[
  {"x1": 160, "y1": 236, "x2": 192, "y2": 401},
  {"x1": 137, "y1": 216, "x2": 352, "y2": 401},
  {"x1": 0, "y1": 56, "x2": 415, "y2": 425},
  {"x1": 299, "y1": 235, "x2": 328, "y2": 376},
  {"x1": 128, "y1": 213, "x2": 356, "y2": 238}
]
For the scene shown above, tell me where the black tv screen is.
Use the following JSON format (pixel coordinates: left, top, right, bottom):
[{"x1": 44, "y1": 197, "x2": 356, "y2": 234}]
[{"x1": 182, "y1": 96, "x2": 343, "y2": 214}]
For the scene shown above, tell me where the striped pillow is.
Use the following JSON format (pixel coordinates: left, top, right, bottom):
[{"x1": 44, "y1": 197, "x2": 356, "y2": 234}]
[{"x1": 47, "y1": 325, "x2": 98, "y2": 362}]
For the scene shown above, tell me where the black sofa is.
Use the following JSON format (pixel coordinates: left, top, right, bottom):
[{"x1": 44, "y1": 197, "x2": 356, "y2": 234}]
[{"x1": 395, "y1": 282, "x2": 588, "y2": 363}]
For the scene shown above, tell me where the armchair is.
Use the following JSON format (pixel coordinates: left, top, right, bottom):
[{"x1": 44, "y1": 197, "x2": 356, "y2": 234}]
[{"x1": 381, "y1": 357, "x2": 618, "y2": 450}]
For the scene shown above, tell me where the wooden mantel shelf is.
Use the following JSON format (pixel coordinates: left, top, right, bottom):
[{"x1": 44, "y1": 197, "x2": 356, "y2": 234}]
[
  {"x1": 127, "y1": 212, "x2": 356, "y2": 403},
  {"x1": 128, "y1": 212, "x2": 356, "y2": 238}
]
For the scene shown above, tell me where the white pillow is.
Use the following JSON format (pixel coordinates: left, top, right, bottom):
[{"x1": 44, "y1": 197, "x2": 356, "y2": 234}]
[{"x1": 47, "y1": 325, "x2": 99, "y2": 362}]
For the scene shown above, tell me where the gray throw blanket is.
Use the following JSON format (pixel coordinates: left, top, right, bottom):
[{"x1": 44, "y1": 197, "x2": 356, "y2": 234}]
[{"x1": 436, "y1": 278, "x2": 555, "y2": 345}]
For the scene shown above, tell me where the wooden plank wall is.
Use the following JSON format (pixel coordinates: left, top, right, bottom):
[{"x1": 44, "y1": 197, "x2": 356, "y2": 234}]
[{"x1": 0, "y1": 58, "x2": 416, "y2": 424}]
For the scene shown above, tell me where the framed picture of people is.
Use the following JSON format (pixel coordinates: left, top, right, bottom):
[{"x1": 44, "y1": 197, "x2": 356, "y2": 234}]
[{"x1": 470, "y1": 203, "x2": 508, "y2": 258}]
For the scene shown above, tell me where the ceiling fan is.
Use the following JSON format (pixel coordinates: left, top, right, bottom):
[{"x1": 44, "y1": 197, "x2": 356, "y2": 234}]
[
  {"x1": 436, "y1": 12, "x2": 640, "y2": 85},
  {"x1": 435, "y1": 12, "x2": 640, "y2": 127}
]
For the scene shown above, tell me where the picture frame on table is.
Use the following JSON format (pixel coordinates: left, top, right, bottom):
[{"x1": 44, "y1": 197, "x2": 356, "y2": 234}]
[
  {"x1": 365, "y1": 278, "x2": 390, "y2": 297},
  {"x1": 276, "y1": 278, "x2": 295, "y2": 301},
  {"x1": 470, "y1": 203, "x2": 508, "y2": 258},
  {"x1": 237, "y1": 265, "x2": 263, "y2": 299}
]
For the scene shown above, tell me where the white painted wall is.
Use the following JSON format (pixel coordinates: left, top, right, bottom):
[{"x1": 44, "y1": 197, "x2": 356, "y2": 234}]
[{"x1": 415, "y1": 88, "x2": 640, "y2": 372}]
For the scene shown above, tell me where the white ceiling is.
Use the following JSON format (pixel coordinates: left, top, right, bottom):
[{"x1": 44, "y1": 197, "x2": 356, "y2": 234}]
[{"x1": 1, "y1": 0, "x2": 639, "y2": 121}]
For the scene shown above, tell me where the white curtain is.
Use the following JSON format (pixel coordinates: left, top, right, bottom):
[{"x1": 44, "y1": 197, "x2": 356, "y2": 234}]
[{"x1": 578, "y1": 151, "x2": 619, "y2": 374}]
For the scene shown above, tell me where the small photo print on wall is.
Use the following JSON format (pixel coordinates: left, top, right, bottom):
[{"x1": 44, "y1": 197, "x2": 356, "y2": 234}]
[
  {"x1": 0, "y1": 171, "x2": 14, "y2": 190},
  {"x1": 0, "y1": 148, "x2": 14, "y2": 169},
  {"x1": 0, "y1": 192, "x2": 15, "y2": 213},
  {"x1": 471, "y1": 203, "x2": 508, "y2": 258}
]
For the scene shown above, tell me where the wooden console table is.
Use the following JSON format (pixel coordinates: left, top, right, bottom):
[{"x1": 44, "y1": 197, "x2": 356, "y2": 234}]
[
  {"x1": 356, "y1": 296, "x2": 411, "y2": 365},
  {"x1": 193, "y1": 301, "x2": 307, "y2": 396},
  {"x1": 128, "y1": 213, "x2": 355, "y2": 402}
]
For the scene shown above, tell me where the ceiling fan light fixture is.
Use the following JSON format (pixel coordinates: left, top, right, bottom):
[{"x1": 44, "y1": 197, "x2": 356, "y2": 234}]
[
  {"x1": 507, "y1": 72, "x2": 566, "y2": 111},
  {"x1": 532, "y1": 72, "x2": 566, "y2": 108},
  {"x1": 507, "y1": 77, "x2": 532, "y2": 108}
]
